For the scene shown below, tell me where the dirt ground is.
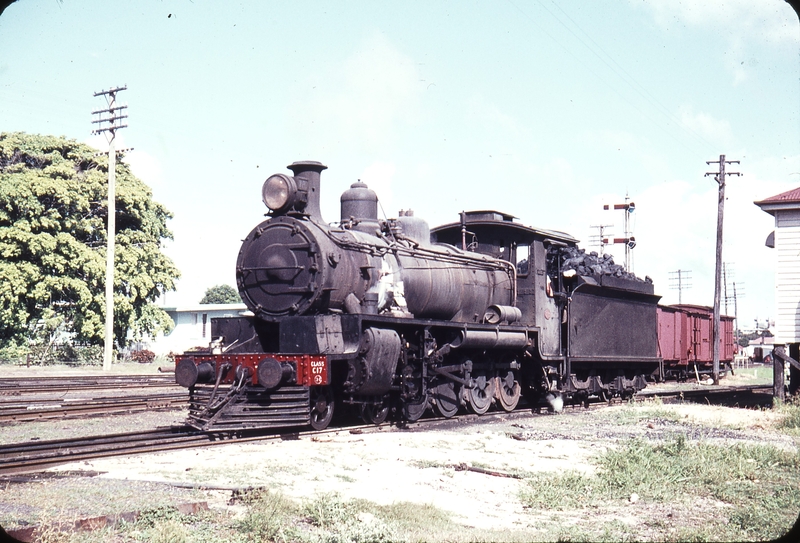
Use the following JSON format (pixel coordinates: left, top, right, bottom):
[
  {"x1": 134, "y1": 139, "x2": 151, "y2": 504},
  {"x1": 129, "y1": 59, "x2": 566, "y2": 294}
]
[
  {"x1": 42, "y1": 395, "x2": 795, "y2": 532},
  {"x1": 1, "y1": 366, "x2": 797, "y2": 539}
]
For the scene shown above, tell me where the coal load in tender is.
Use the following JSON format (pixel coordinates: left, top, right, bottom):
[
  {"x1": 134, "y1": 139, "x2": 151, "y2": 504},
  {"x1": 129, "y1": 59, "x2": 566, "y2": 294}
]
[{"x1": 557, "y1": 246, "x2": 653, "y2": 283}]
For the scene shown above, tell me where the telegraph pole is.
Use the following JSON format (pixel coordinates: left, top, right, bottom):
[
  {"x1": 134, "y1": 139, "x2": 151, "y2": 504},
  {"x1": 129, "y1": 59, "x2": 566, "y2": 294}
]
[
  {"x1": 669, "y1": 269, "x2": 692, "y2": 304},
  {"x1": 92, "y1": 86, "x2": 128, "y2": 371},
  {"x1": 589, "y1": 224, "x2": 614, "y2": 255},
  {"x1": 705, "y1": 155, "x2": 741, "y2": 385}
]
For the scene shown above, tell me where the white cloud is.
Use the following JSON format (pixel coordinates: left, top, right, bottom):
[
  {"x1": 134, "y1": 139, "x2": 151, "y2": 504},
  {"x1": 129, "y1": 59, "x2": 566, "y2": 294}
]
[
  {"x1": 85, "y1": 133, "x2": 162, "y2": 188},
  {"x1": 124, "y1": 149, "x2": 163, "y2": 188},
  {"x1": 634, "y1": 0, "x2": 797, "y2": 36},
  {"x1": 360, "y1": 161, "x2": 397, "y2": 219},
  {"x1": 678, "y1": 106, "x2": 735, "y2": 149},
  {"x1": 633, "y1": 0, "x2": 798, "y2": 85},
  {"x1": 302, "y1": 31, "x2": 424, "y2": 152}
]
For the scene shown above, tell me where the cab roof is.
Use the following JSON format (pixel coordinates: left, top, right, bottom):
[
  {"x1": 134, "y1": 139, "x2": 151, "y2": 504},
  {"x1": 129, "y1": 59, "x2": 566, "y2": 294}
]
[{"x1": 431, "y1": 210, "x2": 579, "y2": 245}]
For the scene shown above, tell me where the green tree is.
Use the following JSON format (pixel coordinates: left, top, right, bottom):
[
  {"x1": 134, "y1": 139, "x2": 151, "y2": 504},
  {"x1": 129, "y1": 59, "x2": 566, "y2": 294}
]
[
  {"x1": 200, "y1": 284, "x2": 242, "y2": 304},
  {"x1": 0, "y1": 132, "x2": 180, "y2": 354}
]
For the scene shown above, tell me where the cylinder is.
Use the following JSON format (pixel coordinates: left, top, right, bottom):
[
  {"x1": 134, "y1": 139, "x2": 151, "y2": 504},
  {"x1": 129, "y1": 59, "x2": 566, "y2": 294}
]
[
  {"x1": 175, "y1": 358, "x2": 215, "y2": 388},
  {"x1": 484, "y1": 304, "x2": 522, "y2": 324},
  {"x1": 257, "y1": 357, "x2": 294, "y2": 389},
  {"x1": 450, "y1": 329, "x2": 529, "y2": 349},
  {"x1": 344, "y1": 328, "x2": 401, "y2": 395}
]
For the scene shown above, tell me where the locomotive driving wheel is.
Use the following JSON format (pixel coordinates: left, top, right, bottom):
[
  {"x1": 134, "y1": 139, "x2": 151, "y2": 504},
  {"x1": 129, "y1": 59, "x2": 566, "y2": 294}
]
[
  {"x1": 432, "y1": 381, "x2": 459, "y2": 418},
  {"x1": 495, "y1": 371, "x2": 521, "y2": 412},
  {"x1": 309, "y1": 386, "x2": 335, "y2": 430},
  {"x1": 466, "y1": 374, "x2": 494, "y2": 415},
  {"x1": 360, "y1": 397, "x2": 390, "y2": 425},
  {"x1": 402, "y1": 395, "x2": 428, "y2": 421}
]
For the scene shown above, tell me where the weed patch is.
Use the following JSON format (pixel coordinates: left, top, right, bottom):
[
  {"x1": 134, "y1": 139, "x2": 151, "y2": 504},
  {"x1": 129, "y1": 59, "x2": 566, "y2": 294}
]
[
  {"x1": 520, "y1": 437, "x2": 800, "y2": 540},
  {"x1": 234, "y1": 489, "x2": 297, "y2": 542},
  {"x1": 776, "y1": 397, "x2": 800, "y2": 435}
]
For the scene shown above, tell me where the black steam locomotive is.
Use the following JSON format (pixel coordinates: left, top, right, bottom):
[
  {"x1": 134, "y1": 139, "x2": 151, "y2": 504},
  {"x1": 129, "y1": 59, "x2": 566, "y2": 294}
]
[{"x1": 175, "y1": 161, "x2": 661, "y2": 431}]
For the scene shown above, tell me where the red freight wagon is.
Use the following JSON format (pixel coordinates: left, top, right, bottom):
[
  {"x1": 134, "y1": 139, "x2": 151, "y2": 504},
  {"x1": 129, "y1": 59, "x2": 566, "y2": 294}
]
[{"x1": 657, "y1": 304, "x2": 736, "y2": 381}]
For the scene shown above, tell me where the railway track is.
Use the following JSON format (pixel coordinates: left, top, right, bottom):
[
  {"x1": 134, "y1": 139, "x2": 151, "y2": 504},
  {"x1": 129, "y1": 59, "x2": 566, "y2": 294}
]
[
  {"x1": 0, "y1": 382, "x2": 775, "y2": 476},
  {"x1": 0, "y1": 374, "x2": 178, "y2": 395},
  {"x1": 0, "y1": 423, "x2": 370, "y2": 476},
  {"x1": 638, "y1": 383, "x2": 775, "y2": 408},
  {"x1": 0, "y1": 427, "x2": 218, "y2": 475},
  {"x1": 0, "y1": 392, "x2": 186, "y2": 423}
]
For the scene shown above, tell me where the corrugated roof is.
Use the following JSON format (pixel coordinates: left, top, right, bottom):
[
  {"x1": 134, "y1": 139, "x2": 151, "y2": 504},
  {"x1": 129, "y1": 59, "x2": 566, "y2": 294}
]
[{"x1": 755, "y1": 187, "x2": 800, "y2": 205}]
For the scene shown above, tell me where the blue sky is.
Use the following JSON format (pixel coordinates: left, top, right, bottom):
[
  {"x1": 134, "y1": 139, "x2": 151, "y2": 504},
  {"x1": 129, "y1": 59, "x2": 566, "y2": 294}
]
[{"x1": 1, "y1": 0, "x2": 798, "y2": 332}]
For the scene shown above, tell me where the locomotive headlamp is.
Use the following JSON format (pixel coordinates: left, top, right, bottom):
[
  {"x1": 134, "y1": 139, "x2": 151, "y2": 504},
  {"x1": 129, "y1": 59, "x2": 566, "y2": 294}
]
[{"x1": 262, "y1": 174, "x2": 298, "y2": 212}]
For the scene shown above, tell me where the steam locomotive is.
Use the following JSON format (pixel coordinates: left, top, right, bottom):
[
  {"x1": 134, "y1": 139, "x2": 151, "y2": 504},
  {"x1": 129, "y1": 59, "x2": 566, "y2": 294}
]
[{"x1": 174, "y1": 161, "x2": 662, "y2": 431}]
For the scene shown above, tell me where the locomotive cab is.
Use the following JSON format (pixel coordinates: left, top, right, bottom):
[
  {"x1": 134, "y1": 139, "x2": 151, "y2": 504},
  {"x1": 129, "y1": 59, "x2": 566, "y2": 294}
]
[{"x1": 430, "y1": 210, "x2": 576, "y2": 331}]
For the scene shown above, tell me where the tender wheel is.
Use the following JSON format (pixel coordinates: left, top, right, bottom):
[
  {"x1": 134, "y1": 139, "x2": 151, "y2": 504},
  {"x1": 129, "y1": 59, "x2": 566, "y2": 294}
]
[
  {"x1": 495, "y1": 371, "x2": 521, "y2": 412},
  {"x1": 309, "y1": 386, "x2": 335, "y2": 430},
  {"x1": 433, "y1": 381, "x2": 459, "y2": 418},
  {"x1": 402, "y1": 396, "x2": 428, "y2": 421},
  {"x1": 466, "y1": 374, "x2": 494, "y2": 415},
  {"x1": 360, "y1": 398, "x2": 390, "y2": 425}
]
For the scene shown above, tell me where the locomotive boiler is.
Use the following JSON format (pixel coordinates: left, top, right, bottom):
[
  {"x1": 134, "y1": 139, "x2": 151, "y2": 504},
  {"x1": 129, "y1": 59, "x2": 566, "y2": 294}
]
[{"x1": 175, "y1": 161, "x2": 662, "y2": 431}]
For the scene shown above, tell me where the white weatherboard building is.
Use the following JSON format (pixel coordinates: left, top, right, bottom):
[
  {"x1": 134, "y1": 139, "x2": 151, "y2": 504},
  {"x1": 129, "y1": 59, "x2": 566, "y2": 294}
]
[
  {"x1": 755, "y1": 188, "x2": 800, "y2": 394},
  {"x1": 151, "y1": 303, "x2": 248, "y2": 355},
  {"x1": 755, "y1": 188, "x2": 800, "y2": 345}
]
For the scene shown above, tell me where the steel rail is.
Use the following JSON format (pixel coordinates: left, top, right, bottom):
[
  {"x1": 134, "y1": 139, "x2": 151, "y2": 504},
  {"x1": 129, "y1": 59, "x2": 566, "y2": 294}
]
[
  {"x1": 0, "y1": 427, "x2": 233, "y2": 475},
  {"x1": 0, "y1": 422, "x2": 379, "y2": 476},
  {"x1": 637, "y1": 383, "x2": 774, "y2": 407},
  {"x1": 0, "y1": 392, "x2": 187, "y2": 423},
  {"x1": 0, "y1": 375, "x2": 177, "y2": 394},
  {"x1": 0, "y1": 383, "x2": 775, "y2": 476}
]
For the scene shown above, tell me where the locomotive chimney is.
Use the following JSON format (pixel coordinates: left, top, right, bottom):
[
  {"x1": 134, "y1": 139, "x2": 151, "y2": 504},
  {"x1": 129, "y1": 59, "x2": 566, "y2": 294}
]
[{"x1": 287, "y1": 160, "x2": 327, "y2": 223}]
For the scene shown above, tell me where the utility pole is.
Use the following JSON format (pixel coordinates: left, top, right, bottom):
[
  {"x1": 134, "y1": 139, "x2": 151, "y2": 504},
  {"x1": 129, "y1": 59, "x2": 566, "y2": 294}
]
[
  {"x1": 92, "y1": 86, "x2": 128, "y2": 371},
  {"x1": 723, "y1": 263, "x2": 743, "y2": 339},
  {"x1": 669, "y1": 269, "x2": 692, "y2": 304},
  {"x1": 589, "y1": 224, "x2": 614, "y2": 255},
  {"x1": 732, "y1": 281, "x2": 742, "y2": 346},
  {"x1": 705, "y1": 155, "x2": 741, "y2": 385}
]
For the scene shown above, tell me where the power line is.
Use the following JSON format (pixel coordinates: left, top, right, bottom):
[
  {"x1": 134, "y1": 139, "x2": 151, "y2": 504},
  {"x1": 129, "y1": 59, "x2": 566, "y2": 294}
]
[
  {"x1": 505, "y1": 0, "x2": 716, "y2": 159},
  {"x1": 542, "y1": 0, "x2": 716, "y2": 152},
  {"x1": 669, "y1": 270, "x2": 692, "y2": 305},
  {"x1": 588, "y1": 223, "x2": 613, "y2": 255}
]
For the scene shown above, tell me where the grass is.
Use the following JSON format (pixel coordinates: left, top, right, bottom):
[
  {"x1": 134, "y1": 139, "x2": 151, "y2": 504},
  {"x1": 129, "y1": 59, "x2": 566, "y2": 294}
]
[
  {"x1": 594, "y1": 396, "x2": 686, "y2": 425},
  {"x1": 27, "y1": 490, "x2": 541, "y2": 543},
  {"x1": 776, "y1": 396, "x2": 800, "y2": 435},
  {"x1": 520, "y1": 436, "x2": 800, "y2": 541}
]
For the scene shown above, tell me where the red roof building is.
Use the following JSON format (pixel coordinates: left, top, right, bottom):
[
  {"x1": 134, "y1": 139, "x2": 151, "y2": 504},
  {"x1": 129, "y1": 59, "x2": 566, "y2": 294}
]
[{"x1": 755, "y1": 188, "x2": 800, "y2": 344}]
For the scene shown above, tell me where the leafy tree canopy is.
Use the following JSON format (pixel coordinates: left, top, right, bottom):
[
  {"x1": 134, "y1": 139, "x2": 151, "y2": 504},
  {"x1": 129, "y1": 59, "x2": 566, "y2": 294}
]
[
  {"x1": 200, "y1": 284, "x2": 242, "y2": 304},
  {"x1": 0, "y1": 132, "x2": 180, "y2": 352}
]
